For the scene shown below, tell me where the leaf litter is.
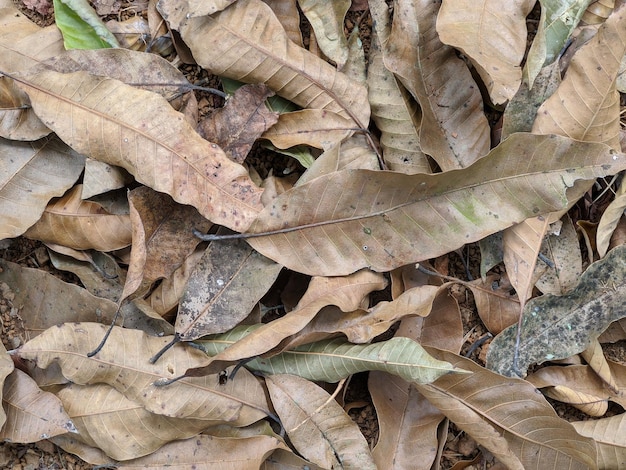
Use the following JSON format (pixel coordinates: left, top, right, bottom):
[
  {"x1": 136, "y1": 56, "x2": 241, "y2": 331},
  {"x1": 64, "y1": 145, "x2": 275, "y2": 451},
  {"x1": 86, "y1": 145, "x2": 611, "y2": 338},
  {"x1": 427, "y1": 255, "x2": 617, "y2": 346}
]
[{"x1": 2, "y1": 0, "x2": 626, "y2": 469}]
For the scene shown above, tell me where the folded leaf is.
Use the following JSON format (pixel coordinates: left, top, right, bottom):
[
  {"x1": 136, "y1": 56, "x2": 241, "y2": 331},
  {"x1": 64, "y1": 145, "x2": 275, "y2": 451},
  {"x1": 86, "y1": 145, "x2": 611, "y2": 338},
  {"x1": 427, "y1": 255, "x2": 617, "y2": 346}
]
[
  {"x1": 242, "y1": 133, "x2": 626, "y2": 276},
  {"x1": 487, "y1": 244, "x2": 626, "y2": 378}
]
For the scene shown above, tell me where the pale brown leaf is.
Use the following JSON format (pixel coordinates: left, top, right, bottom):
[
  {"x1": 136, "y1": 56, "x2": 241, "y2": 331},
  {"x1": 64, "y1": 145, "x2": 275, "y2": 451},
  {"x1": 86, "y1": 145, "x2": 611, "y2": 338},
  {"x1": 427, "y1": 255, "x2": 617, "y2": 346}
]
[
  {"x1": 176, "y1": 236, "x2": 282, "y2": 340},
  {"x1": 416, "y1": 348, "x2": 598, "y2": 470},
  {"x1": 180, "y1": 0, "x2": 370, "y2": 128},
  {"x1": 0, "y1": 369, "x2": 74, "y2": 443},
  {"x1": 369, "y1": 372, "x2": 443, "y2": 470},
  {"x1": 81, "y1": 159, "x2": 133, "y2": 199},
  {"x1": 56, "y1": 383, "x2": 216, "y2": 460},
  {"x1": 244, "y1": 134, "x2": 626, "y2": 276},
  {"x1": 0, "y1": 76, "x2": 51, "y2": 140},
  {"x1": 24, "y1": 185, "x2": 132, "y2": 252},
  {"x1": 580, "y1": 338, "x2": 618, "y2": 392},
  {"x1": 265, "y1": 374, "x2": 376, "y2": 469},
  {"x1": 121, "y1": 186, "x2": 211, "y2": 301},
  {"x1": 543, "y1": 385, "x2": 609, "y2": 417},
  {"x1": 572, "y1": 414, "x2": 626, "y2": 470},
  {"x1": 0, "y1": 342, "x2": 13, "y2": 430},
  {"x1": 468, "y1": 274, "x2": 520, "y2": 335},
  {"x1": 370, "y1": 0, "x2": 490, "y2": 171},
  {"x1": 262, "y1": 448, "x2": 325, "y2": 469},
  {"x1": 299, "y1": 0, "x2": 349, "y2": 68},
  {"x1": 532, "y1": 1, "x2": 626, "y2": 149},
  {"x1": 16, "y1": 323, "x2": 271, "y2": 424},
  {"x1": 436, "y1": 0, "x2": 534, "y2": 104},
  {"x1": 597, "y1": 179, "x2": 626, "y2": 257},
  {"x1": 0, "y1": 136, "x2": 84, "y2": 240},
  {"x1": 14, "y1": 69, "x2": 264, "y2": 231}
]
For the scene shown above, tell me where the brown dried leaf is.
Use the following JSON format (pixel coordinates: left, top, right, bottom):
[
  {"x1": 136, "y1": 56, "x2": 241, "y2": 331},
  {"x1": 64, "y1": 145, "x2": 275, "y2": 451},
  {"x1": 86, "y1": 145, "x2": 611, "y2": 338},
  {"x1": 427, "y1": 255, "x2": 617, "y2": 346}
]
[
  {"x1": 0, "y1": 136, "x2": 84, "y2": 240},
  {"x1": 122, "y1": 186, "x2": 211, "y2": 301},
  {"x1": 197, "y1": 83, "x2": 279, "y2": 163},
  {"x1": 262, "y1": 109, "x2": 354, "y2": 150},
  {"x1": 245, "y1": 134, "x2": 626, "y2": 276},
  {"x1": 265, "y1": 374, "x2": 376, "y2": 469},
  {"x1": 532, "y1": 1, "x2": 626, "y2": 149},
  {"x1": 262, "y1": 448, "x2": 325, "y2": 469},
  {"x1": 0, "y1": 76, "x2": 51, "y2": 140},
  {"x1": 0, "y1": 259, "x2": 118, "y2": 341},
  {"x1": 0, "y1": 342, "x2": 13, "y2": 430},
  {"x1": 542, "y1": 385, "x2": 609, "y2": 417},
  {"x1": 16, "y1": 322, "x2": 271, "y2": 424},
  {"x1": 82, "y1": 159, "x2": 133, "y2": 199},
  {"x1": 370, "y1": 0, "x2": 490, "y2": 171},
  {"x1": 416, "y1": 348, "x2": 598, "y2": 470},
  {"x1": 14, "y1": 69, "x2": 264, "y2": 231},
  {"x1": 436, "y1": 0, "x2": 535, "y2": 104},
  {"x1": 468, "y1": 274, "x2": 520, "y2": 335},
  {"x1": 24, "y1": 185, "x2": 132, "y2": 252},
  {"x1": 299, "y1": 0, "x2": 349, "y2": 68},
  {"x1": 369, "y1": 372, "x2": 443, "y2": 470},
  {"x1": 56, "y1": 383, "x2": 216, "y2": 460},
  {"x1": 580, "y1": 338, "x2": 618, "y2": 392},
  {"x1": 0, "y1": 369, "x2": 74, "y2": 443},
  {"x1": 571, "y1": 413, "x2": 626, "y2": 470},
  {"x1": 180, "y1": 0, "x2": 370, "y2": 128},
  {"x1": 503, "y1": 215, "x2": 550, "y2": 306},
  {"x1": 176, "y1": 237, "x2": 282, "y2": 340}
]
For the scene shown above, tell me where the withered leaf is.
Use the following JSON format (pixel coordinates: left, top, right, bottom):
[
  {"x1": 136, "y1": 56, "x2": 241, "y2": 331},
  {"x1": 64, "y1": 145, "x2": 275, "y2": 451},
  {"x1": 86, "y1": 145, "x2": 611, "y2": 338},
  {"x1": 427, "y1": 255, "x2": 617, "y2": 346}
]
[{"x1": 197, "y1": 83, "x2": 279, "y2": 163}]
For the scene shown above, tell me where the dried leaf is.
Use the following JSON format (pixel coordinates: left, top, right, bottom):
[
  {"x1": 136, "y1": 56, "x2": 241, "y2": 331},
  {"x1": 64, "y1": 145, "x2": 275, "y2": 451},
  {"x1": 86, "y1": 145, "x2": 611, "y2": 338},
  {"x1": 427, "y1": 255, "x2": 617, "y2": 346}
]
[
  {"x1": 503, "y1": 215, "x2": 550, "y2": 306},
  {"x1": 366, "y1": 12, "x2": 430, "y2": 174},
  {"x1": 436, "y1": 0, "x2": 534, "y2": 104},
  {"x1": 265, "y1": 374, "x2": 376, "y2": 469},
  {"x1": 116, "y1": 434, "x2": 285, "y2": 469},
  {"x1": 0, "y1": 342, "x2": 13, "y2": 430},
  {"x1": 543, "y1": 385, "x2": 609, "y2": 417},
  {"x1": 122, "y1": 186, "x2": 211, "y2": 301},
  {"x1": 14, "y1": 69, "x2": 264, "y2": 231},
  {"x1": 176, "y1": 237, "x2": 282, "y2": 340},
  {"x1": 532, "y1": 1, "x2": 626, "y2": 149},
  {"x1": 262, "y1": 109, "x2": 354, "y2": 150},
  {"x1": 56, "y1": 383, "x2": 216, "y2": 460},
  {"x1": 0, "y1": 369, "x2": 74, "y2": 443},
  {"x1": 571, "y1": 413, "x2": 626, "y2": 469},
  {"x1": 535, "y1": 214, "x2": 583, "y2": 295},
  {"x1": 244, "y1": 133, "x2": 626, "y2": 276},
  {"x1": 580, "y1": 338, "x2": 618, "y2": 392},
  {"x1": 0, "y1": 76, "x2": 51, "y2": 140},
  {"x1": 487, "y1": 244, "x2": 626, "y2": 378},
  {"x1": 82, "y1": 159, "x2": 133, "y2": 199},
  {"x1": 0, "y1": 136, "x2": 84, "y2": 240},
  {"x1": 0, "y1": 259, "x2": 118, "y2": 341},
  {"x1": 369, "y1": 372, "x2": 443, "y2": 470},
  {"x1": 468, "y1": 275, "x2": 520, "y2": 335},
  {"x1": 262, "y1": 448, "x2": 325, "y2": 469},
  {"x1": 299, "y1": 0, "x2": 349, "y2": 69},
  {"x1": 197, "y1": 83, "x2": 279, "y2": 163},
  {"x1": 370, "y1": 0, "x2": 490, "y2": 171},
  {"x1": 597, "y1": 179, "x2": 626, "y2": 257},
  {"x1": 24, "y1": 185, "x2": 132, "y2": 252},
  {"x1": 416, "y1": 348, "x2": 598, "y2": 470},
  {"x1": 180, "y1": 0, "x2": 370, "y2": 128},
  {"x1": 16, "y1": 322, "x2": 271, "y2": 423}
]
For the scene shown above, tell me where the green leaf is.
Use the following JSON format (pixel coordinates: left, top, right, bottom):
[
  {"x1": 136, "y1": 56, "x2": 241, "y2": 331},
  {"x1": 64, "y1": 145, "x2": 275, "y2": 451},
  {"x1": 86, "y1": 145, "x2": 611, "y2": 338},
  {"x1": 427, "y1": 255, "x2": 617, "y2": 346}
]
[
  {"x1": 53, "y1": 0, "x2": 119, "y2": 49},
  {"x1": 197, "y1": 329, "x2": 468, "y2": 384},
  {"x1": 486, "y1": 244, "x2": 626, "y2": 378}
]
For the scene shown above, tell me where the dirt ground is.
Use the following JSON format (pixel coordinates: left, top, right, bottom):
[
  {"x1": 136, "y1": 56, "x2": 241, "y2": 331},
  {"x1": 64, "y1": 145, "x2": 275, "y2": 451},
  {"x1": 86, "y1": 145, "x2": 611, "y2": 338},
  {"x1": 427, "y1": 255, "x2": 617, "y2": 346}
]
[{"x1": 2, "y1": 0, "x2": 626, "y2": 469}]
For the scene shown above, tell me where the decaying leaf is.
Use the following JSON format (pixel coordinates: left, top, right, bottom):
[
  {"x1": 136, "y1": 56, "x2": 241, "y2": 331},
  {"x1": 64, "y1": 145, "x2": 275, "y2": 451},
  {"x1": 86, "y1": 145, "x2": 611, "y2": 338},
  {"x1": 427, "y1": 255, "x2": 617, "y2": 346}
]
[
  {"x1": 572, "y1": 413, "x2": 626, "y2": 469},
  {"x1": 0, "y1": 342, "x2": 14, "y2": 431},
  {"x1": 487, "y1": 244, "x2": 626, "y2": 378},
  {"x1": 245, "y1": 133, "x2": 626, "y2": 276},
  {"x1": 265, "y1": 374, "x2": 376, "y2": 469},
  {"x1": 176, "y1": 236, "x2": 282, "y2": 340}
]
